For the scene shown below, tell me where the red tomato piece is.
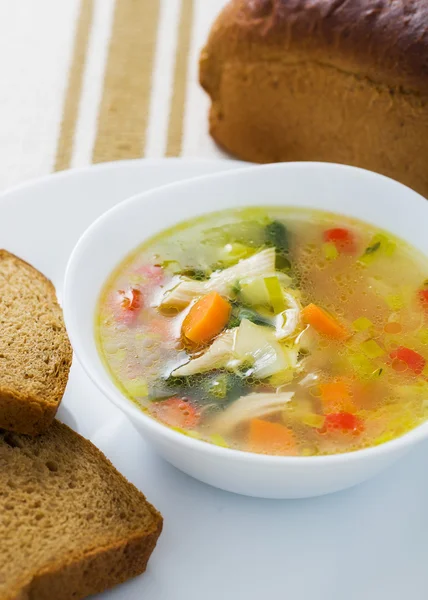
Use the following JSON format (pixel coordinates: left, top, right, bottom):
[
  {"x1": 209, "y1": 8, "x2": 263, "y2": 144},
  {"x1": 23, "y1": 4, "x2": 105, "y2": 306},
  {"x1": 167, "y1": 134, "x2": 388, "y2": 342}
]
[
  {"x1": 323, "y1": 228, "x2": 356, "y2": 253},
  {"x1": 118, "y1": 288, "x2": 142, "y2": 311},
  {"x1": 320, "y1": 412, "x2": 364, "y2": 435},
  {"x1": 150, "y1": 397, "x2": 200, "y2": 429},
  {"x1": 389, "y1": 346, "x2": 426, "y2": 375},
  {"x1": 418, "y1": 289, "x2": 428, "y2": 310}
]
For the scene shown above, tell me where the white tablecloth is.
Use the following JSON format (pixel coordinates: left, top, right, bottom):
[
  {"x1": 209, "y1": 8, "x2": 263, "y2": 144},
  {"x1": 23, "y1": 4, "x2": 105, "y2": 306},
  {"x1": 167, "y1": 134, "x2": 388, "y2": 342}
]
[{"x1": 0, "y1": 0, "x2": 229, "y2": 191}]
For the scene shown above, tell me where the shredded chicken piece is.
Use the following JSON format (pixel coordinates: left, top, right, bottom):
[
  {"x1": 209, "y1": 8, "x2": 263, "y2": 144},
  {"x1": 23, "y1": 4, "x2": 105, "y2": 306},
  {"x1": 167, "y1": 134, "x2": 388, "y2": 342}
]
[
  {"x1": 210, "y1": 391, "x2": 294, "y2": 436},
  {"x1": 275, "y1": 291, "x2": 301, "y2": 340},
  {"x1": 157, "y1": 278, "x2": 206, "y2": 310},
  {"x1": 172, "y1": 330, "x2": 236, "y2": 376},
  {"x1": 158, "y1": 248, "x2": 276, "y2": 309},
  {"x1": 207, "y1": 248, "x2": 276, "y2": 296}
]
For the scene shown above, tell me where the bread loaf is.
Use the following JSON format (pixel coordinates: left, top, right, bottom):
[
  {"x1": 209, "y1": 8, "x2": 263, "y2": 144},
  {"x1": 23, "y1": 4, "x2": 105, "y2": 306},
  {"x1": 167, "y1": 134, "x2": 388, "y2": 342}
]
[{"x1": 200, "y1": 0, "x2": 428, "y2": 197}]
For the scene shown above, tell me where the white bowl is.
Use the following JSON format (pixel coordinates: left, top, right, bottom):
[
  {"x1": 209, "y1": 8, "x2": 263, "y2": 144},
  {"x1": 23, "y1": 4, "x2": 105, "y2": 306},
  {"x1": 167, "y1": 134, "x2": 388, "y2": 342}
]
[{"x1": 63, "y1": 162, "x2": 428, "y2": 499}]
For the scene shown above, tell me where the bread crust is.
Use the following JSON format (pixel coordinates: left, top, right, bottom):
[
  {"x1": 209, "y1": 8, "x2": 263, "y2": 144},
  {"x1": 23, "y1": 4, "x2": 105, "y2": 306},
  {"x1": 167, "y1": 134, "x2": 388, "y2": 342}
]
[
  {"x1": 201, "y1": 0, "x2": 428, "y2": 94},
  {"x1": 0, "y1": 389, "x2": 57, "y2": 436},
  {"x1": 8, "y1": 527, "x2": 162, "y2": 600}
]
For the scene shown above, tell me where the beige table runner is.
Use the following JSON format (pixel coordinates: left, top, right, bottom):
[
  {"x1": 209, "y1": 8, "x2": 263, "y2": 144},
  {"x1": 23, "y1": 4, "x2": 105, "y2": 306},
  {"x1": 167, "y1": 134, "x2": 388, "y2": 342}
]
[{"x1": 0, "y1": 0, "x2": 229, "y2": 191}]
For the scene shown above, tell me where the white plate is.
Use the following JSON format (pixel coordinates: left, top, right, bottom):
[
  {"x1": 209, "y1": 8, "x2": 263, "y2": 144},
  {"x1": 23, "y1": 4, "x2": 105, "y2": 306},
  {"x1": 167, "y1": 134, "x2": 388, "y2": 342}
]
[{"x1": 1, "y1": 158, "x2": 428, "y2": 600}]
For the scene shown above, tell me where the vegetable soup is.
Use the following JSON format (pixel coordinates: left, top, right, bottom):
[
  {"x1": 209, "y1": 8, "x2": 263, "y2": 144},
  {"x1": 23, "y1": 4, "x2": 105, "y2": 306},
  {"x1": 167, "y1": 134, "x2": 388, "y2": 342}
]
[{"x1": 96, "y1": 208, "x2": 428, "y2": 457}]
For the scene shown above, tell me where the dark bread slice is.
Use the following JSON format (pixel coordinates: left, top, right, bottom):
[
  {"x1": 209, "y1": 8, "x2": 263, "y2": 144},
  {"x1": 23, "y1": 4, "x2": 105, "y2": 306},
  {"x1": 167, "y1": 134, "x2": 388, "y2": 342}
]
[
  {"x1": 0, "y1": 421, "x2": 163, "y2": 600},
  {"x1": 0, "y1": 250, "x2": 72, "y2": 435}
]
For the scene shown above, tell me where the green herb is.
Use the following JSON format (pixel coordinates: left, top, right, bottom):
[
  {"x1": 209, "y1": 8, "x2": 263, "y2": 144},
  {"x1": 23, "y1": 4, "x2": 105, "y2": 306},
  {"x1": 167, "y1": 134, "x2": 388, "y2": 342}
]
[
  {"x1": 363, "y1": 241, "x2": 381, "y2": 256},
  {"x1": 264, "y1": 220, "x2": 292, "y2": 274},
  {"x1": 149, "y1": 373, "x2": 204, "y2": 401},
  {"x1": 275, "y1": 254, "x2": 291, "y2": 271},
  {"x1": 152, "y1": 369, "x2": 249, "y2": 408},
  {"x1": 181, "y1": 268, "x2": 209, "y2": 281},
  {"x1": 231, "y1": 281, "x2": 241, "y2": 296},
  {"x1": 265, "y1": 220, "x2": 289, "y2": 253},
  {"x1": 203, "y1": 372, "x2": 249, "y2": 404},
  {"x1": 228, "y1": 314, "x2": 241, "y2": 329},
  {"x1": 228, "y1": 305, "x2": 274, "y2": 329},
  {"x1": 204, "y1": 373, "x2": 229, "y2": 399},
  {"x1": 359, "y1": 233, "x2": 396, "y2": 265}
]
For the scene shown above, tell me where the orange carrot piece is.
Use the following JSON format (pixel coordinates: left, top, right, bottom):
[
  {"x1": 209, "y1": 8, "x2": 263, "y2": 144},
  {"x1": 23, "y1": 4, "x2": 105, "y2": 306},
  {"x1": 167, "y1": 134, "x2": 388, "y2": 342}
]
[
  {"x1": 248, "y1": 419, "x2": 298, "y2": 456},
  {"x1": 319, "y1": 380, "x2": 355, "y2": 413},
  {"x1": 182, "y1": 291, "x2": 231, "y2": 345},
  {"x1": 301, "y1": 303, "x2": 348, "y2": 339}
]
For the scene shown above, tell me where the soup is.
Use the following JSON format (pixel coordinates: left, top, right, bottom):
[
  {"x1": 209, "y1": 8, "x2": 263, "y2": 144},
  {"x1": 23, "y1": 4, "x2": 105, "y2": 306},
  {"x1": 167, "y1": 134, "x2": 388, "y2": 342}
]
[{"x1": 96, "y1": 208, "x2": 428, "y2": 457}]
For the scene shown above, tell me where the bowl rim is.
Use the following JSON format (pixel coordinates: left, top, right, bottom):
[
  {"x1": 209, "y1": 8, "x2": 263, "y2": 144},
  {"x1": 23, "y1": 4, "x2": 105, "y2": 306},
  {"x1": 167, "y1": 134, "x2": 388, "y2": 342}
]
[{"x1": 63, "y1": 161, "x2": 428, "y2": 466}]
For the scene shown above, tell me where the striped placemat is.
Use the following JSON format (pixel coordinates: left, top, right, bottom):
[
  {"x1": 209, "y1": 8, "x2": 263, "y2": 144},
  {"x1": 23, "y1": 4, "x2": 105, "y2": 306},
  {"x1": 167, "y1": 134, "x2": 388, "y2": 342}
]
[{"x1": 0, "y1": 0, "x2": 229, "y2": 191}]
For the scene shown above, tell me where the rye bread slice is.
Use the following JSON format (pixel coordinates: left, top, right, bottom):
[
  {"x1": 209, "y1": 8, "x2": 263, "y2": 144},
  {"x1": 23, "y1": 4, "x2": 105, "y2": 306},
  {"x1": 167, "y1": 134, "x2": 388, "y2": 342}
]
[
  {"x1": 0, "y1": 250, "x2": 72, "y2": 435},
  {"x1": 0, "y1": 421, "x2": 163, "y2": 600}
]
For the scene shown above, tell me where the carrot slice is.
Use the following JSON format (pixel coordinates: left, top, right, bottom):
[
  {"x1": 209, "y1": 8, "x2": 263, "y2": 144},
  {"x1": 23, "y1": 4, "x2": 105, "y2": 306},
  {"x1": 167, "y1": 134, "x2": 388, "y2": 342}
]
[
  {"x1": 248, "y1": 419, "x2": 297, "y2": 456},
  {"x1": 301, "y1": 303, "x2": 348, "y2": 339},
  {"x1": 319, "y1": 380, "x2": 355, "y2": 413},
  {"x1": 182, "y1": 291, "x2": 231, "y2": 345},
  {"x1": 150, "y1": 397, "x2": 200, "y2": 429}
]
